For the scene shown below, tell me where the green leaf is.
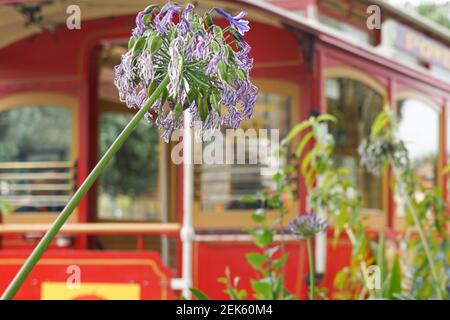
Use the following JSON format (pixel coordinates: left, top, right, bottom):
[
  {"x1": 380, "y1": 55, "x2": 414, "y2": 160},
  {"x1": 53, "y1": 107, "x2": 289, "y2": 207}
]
[
  {"x1": 209, "y1": 94, "x2": 220, "y2": 113},
  {"x1": 301, "y1": 150, "x2": 313, "y2": 177},
  {"x1": 147, "y1": 81, "x2": 157, "y2": 97},
  {"x1": 246, "y1": 253, "x2": 267, "y2": 270},
  {"x1": 149, "y1": 36, "x2": 163, "y2": 54},
  {"x1": 442, "y1": 165, "x2": 450, "y2": 175},
  {"x1": 376, "y1": 233, "x2": 388, "y2": 286},
  {"x1": 273, "y1": 254, "x2": 288, "y2": 272},
  {"x1": 253, "y1": 230, "x2": 273, "y2": 248},
  {"x1": 241, "y1": 195, "x2": 257, "y2": 203},
  {"x1": 127, "y1": 36, "x2": 136, "y2": 50},
  {"x1": 198, "y1": 94, "x2": 209, "y2": 121},
  {"x1": 316, "y1": 114, "x2": 337, "y2": 123},
  {"x1": 282, "y1": 120, "x2": 312, "y2": 145},
  {"x1": 251, "y1": 208, "x2": 265, "y2": 223},
  {"x1": 251, "y1": 280, "x2": 272, "y2": 298},
  {"x1": 189, "y1": 288, "x2": 210, "y2": 300},
  {"x1": 387, "y1": 255, "x2": 402, "y2": 299},
  {"x1": 218, "y1": 61, "x2": 229, "y2": 83},
  {"x1": 213, "y1": 26, "x2": 224, "y2": 39},
  {"x1": 132, "y1": 36, "x2": 146, "y2": 53},
  {"x1": 204, "y1": 13, "x2": 213, "y2": 28},
  {"x1": 187, "y1": 89, "x2": 197, "y2": 105},
  {"x1": 217, "y1": 277, "x2": 227, "y2": 284},
  {"x1": 173, "y1": 103, "x2": 183, "y2": 120},
  {"x1": 283, "y1": 164, "x2": 293, "y2": 175},
  {"x1": 371, "y1": 111, "x2": 388, "y2": 137}
]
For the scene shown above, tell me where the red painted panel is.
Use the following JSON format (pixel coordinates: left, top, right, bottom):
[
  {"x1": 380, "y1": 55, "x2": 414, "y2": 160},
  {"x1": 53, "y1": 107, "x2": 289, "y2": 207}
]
[
  {"x1": 193, "y1": 237, "x2": 352, "y2": 300},
  {"x1": 0, "y1": 251, "x2": 173, "y2": 300}
]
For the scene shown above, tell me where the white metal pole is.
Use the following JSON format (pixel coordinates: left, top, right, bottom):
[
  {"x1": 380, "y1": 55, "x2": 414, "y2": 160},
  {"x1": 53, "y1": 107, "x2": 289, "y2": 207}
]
[
  {"x1": 160, "y1": 142, "x2": 169, "y2": 266},
  {"x1": 181, "y1": 111, "x2": 194, "y2": 299},
  {"x1": 315, "y1": 124, "x2": 327, "y2": 275},
  {"x1": 315, "y1": 206, "x2": 327, "y2": 275}
]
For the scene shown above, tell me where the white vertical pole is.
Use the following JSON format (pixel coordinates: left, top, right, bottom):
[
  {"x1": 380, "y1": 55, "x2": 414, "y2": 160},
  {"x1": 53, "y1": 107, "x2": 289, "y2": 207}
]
[
  {"x1": 315, "y1": 205, "x2": 327, "y2": 275},
  {"x1": 181, "y1": 111, "x2": 194, "y2": 299},
  {"x1": 160, "y1": 142, "x2": 169, "y2": 266},
  {"x1": 315, "y1": 124, "x2": 327, "y2": 275}
]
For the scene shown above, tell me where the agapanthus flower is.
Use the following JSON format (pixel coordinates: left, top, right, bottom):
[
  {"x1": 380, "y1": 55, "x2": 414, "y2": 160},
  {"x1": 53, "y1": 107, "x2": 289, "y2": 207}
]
[
  {"x1": 215, "y1": 8, "x2": 250, "y2": 35},
  {"x1": 114, "y1": 2, "x2": 258, "y2": 142},
  {"x1": 289, "y1": 214, "x2": 328, "y2": 240}
]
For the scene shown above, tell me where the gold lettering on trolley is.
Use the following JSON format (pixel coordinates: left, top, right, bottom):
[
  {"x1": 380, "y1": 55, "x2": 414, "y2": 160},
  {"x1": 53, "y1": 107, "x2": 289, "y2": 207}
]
[{"x1": 403, "y1": 31, "x2": 450, "y2": 69}]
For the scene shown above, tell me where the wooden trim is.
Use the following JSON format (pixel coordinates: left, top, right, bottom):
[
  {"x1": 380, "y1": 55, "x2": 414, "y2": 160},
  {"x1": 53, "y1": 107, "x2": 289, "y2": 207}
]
[
  {"x1": 393, "y1": 91, "x2": 444, "y2": 231},
  {"x1": 0, "y1": 222, "x2": 181, "y2": 235},
  {"x1": 395, "y1": 91, "x2": 442, "y2": 112},
  {"x1": 0, "y1": 161, "x2": 75, "y2": 169},
  {"x1": 0, "y1": 93, "x2": 80, "y2": 224},
  {"x1": 324, "y1": 65, "x2": 387, "y2": 97},
  {"x1": 2, "y1": 213, "x2": 78, "y2": 224},
  {"x1": 0, "y1": 172, "x2": 74, "y2": 180}
]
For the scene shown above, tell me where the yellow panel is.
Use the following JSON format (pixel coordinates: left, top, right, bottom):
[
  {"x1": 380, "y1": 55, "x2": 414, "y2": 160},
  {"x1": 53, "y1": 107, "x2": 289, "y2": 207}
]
[{"x1": 41, "y1": 282, "x2": 140, "y2": 300}]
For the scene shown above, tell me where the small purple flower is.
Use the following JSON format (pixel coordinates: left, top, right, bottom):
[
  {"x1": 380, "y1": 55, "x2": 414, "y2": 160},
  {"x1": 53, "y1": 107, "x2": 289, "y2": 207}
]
[
  {"x1": 195, "y1": 36, "x2": 205, "y2": 59},
  {"x1": 289, "y1": 214, "x2": 328, "y2": 240},
  {"x1": 136, "y1": 88, "x2": 147, "y2": 108},
  {"x1": 179, "y1": 4, "x2": 194, "y2": 34},
  {"x1": 223, "y1": 107, "x2": 243, "y2": 129},
  {"x1": 154, "y1": 4, "x2": 183, "y2": 34},
  {"x1": 132, "y1": 11, "x2": 146, "y2": 37},
  {"x1": 215, "y1": 8, "x2": 250, "y2": 35},
  {"x1": 206, "y1": 53, "x2": 220, "y2": 75},
  {"x1": 168, "y1": 38, "x2": 183, "y2": 98}
]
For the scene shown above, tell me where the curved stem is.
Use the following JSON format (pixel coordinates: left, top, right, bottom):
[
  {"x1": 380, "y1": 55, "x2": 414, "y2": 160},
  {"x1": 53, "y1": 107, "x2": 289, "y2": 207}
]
[
  {"x1": 1, "y1": 75, "x2": 170, "y2": 300},
  {"x1": 306, "y1": 238, "x2": 315, "y2": 300},
  {"x1": 391, "y1": 163, "x2": 445, "y2": 300}
]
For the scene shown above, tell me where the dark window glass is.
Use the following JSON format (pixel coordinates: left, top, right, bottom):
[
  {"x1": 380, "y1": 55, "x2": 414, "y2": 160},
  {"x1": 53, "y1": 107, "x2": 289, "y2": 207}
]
[{"x1": 326, "y1": 78, "x2": 384, "y2": 210}]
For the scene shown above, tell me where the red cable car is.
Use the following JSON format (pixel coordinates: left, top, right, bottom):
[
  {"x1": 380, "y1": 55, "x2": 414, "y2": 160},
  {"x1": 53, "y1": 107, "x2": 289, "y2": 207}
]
[{"x1": 0, "y1": 0, "x2": 449, "y2": 300}]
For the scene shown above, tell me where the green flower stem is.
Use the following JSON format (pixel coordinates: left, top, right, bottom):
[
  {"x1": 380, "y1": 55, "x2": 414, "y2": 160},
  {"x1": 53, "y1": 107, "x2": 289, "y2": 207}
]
[
  {"x1": 306, "y1": 238, "x2": 315, "y2": 300},
  {"x1": 0, "y1": 75, "x2": 170, "y2": 300},
  {"x1": 391, "y1": 163, "x2": 445, "y2": 300}
]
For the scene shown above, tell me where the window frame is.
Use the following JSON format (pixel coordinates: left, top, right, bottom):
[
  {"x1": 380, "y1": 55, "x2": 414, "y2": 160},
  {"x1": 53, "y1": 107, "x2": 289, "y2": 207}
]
[
  {"x1": 324, "y1": 66, "x2": 389, "y2": 229},
  {"x1": 0, "y1": 91, "x2": 79, "y2": 224},
  {"x1": 393, "y1": 91, "x2": 443, "y2": 231},
  {"x1": 193, "y1": 78, "x2": 300, "y2": 229}
]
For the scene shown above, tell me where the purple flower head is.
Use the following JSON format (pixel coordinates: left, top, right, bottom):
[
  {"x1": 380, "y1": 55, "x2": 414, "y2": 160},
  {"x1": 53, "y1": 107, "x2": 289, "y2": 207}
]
[
  {"x1": 289, "y1": 214, "x2": 328, "y2": 240},
  {"x1": 215, "y1": 8, "x2": 250, "y2": 35},
  {"x1": 115, "y1": 3, "x2": 258, "y2": 142}
]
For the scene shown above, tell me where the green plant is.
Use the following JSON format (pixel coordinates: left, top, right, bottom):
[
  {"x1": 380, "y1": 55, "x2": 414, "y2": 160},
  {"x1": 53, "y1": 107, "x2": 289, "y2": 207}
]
[
  {"x1": 283, "y1": 114, "x2": 375, "y2": 299},
  {"x1": 359, "y1": 108, "x2": 448, "y2": 300},
  {"x1": 236, "y1": 165, "x2": 295, "y2": 300}
]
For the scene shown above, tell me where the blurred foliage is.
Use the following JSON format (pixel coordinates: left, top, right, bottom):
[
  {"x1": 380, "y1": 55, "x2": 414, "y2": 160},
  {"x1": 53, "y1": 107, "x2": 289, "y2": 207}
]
[
  {"x1": 360, "y1": 108, "x2": 448, "y2": 300},
  {"x1": 408, "y1": 2, "x2": 450, "y2": 29},
  {"x1": 0, "y1": 106, "x2": 71, "y2": 161},
  {"x1": 99, "y1": 113, "x2": 159, "y2": 197}
]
